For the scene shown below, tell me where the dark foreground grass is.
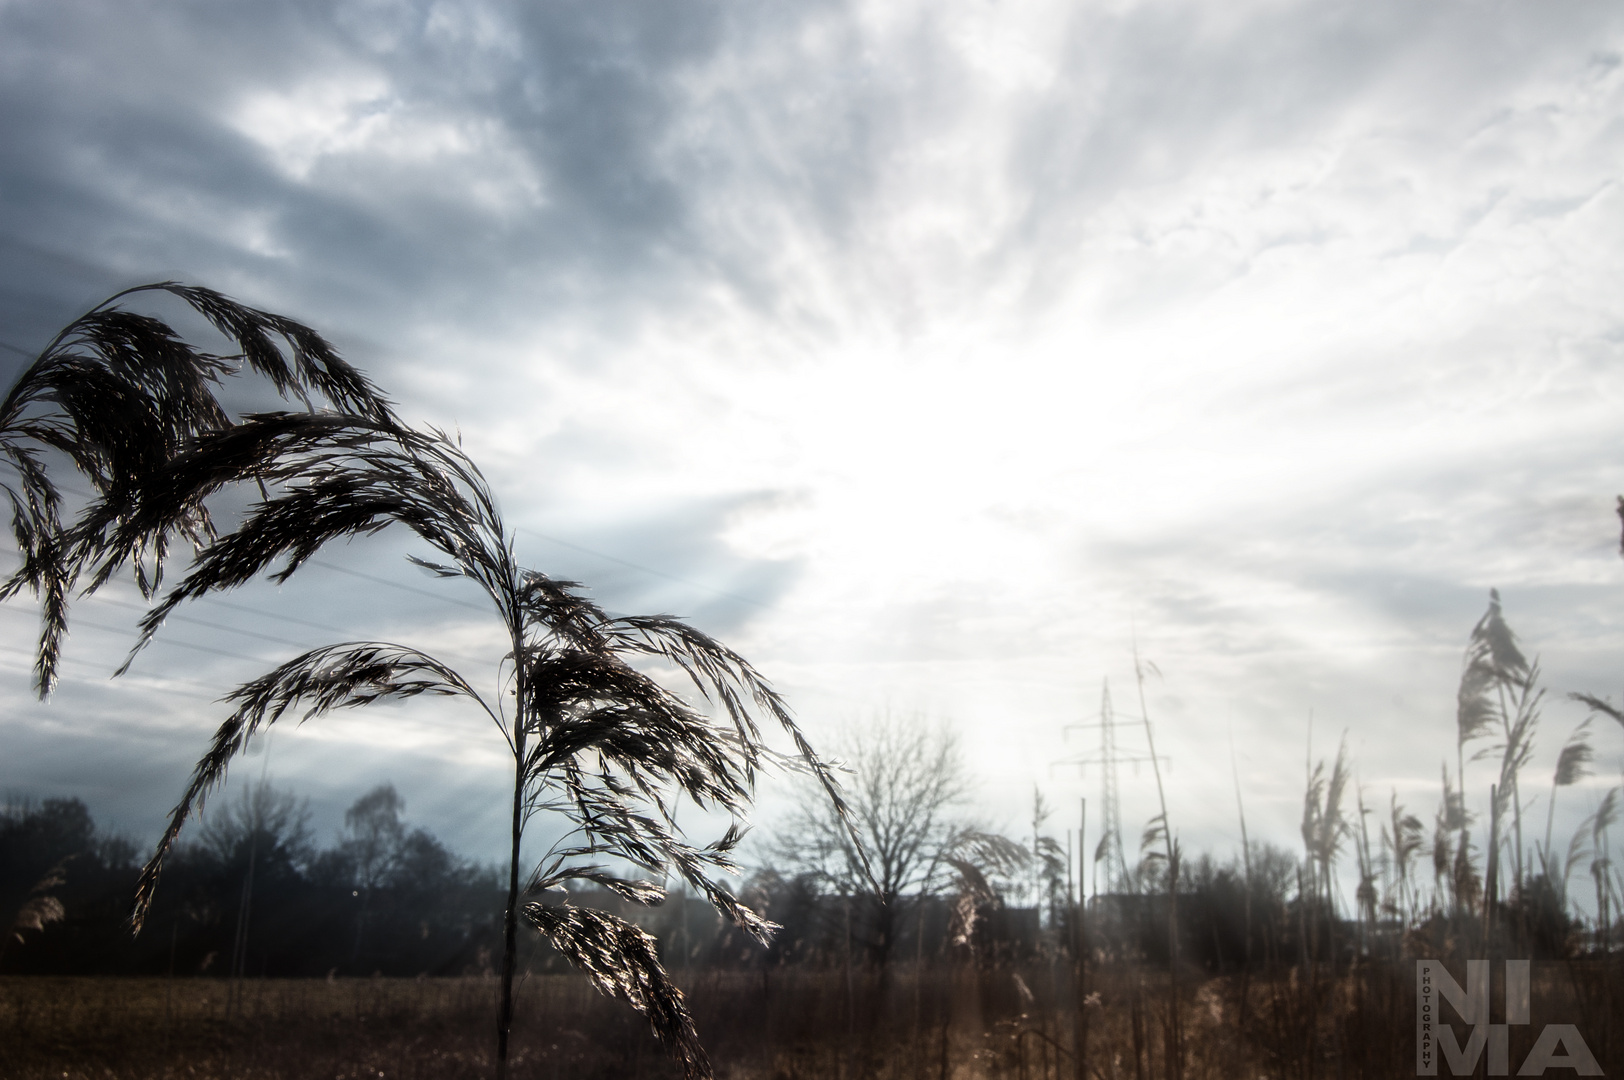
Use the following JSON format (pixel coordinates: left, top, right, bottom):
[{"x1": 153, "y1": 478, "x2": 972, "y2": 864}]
[{"x1": 3, "y1": 959, "x2": 1620, "y2": 1080}]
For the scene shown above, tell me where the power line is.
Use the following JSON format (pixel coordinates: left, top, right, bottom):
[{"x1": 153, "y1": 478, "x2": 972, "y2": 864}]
[
  {"x1": 520, "y1": 528, "x2": 770, "y2": 612},
  {"x1": 0, "y1": 583, "x2": 496, "y2": 676},
  {"x1": 0, "y1": 601, "x2": 497, "y2": 702},
  {"x1": 5, "y1": 467, "x2": 773, "y2": 665},
  {"x1": 199, "y1": 594, "x2": 366, "y2": 636},
  {"x1": 94, "y1": 594, "x2": 317, "y2": 652},
  {"x1": 306, "y1": 558, "x2": 490, "y2": 613},
  {"x1": 95, "y1": 593, "x2": 494, "y2": 670},
  {"x1": 0, "y1": 480, "x2": 487, "y2": 621},
  {"x1": 24, "y1": 611, "x2": 262, "y2": 666},
  {"x1": 18, "y1": 469, "x2": 765, "y2": 617},
  {"x1": 0, "y1": 605, "x2": 248, "y2": 697},
  {"x1": 189, "y1": 594, "x2": 496, "y2": 670},
  {"x1": 0, "y1": 651, "x2": 218, "y2": 703}
]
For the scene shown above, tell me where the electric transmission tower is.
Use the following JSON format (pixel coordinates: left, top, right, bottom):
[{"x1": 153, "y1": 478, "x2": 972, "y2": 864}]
[{"x1": 1056, "y1": 678, "x2": 1167, "y2": 896}]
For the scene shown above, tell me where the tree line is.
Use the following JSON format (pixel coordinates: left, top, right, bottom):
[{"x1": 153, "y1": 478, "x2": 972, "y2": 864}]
[
  {"x1": 0, "y1": 772, "x2": 1346, "y2": 983},
  {"x1": 1, "y1": 782, "x2": 502, "y2": 977}
]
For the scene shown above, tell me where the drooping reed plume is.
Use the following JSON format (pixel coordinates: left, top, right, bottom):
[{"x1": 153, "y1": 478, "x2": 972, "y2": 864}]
[
  {"x1": 1131, "y1": 644, "x2": 1182, "y2": 1080},
  {"x1": 1566, "y1": 692, "x2": 1624, "y2": 941},
  {"x1": 1456, "y1": 591, "x2": 1544, "y2": 918},
  {"x1": 1300, "y1": 734, "x2": 1351, "y2": 957},
  {"x1": 1383, "y1": 790, "x2": 1423, "y2": 926},
  {"x1": 1589, "y1": 788, "x2": 1620, "y2": 950},
  {"x1": 0, "y1": 283, "x2": 394, "y2": 694},
  {"x1": 1538, "y1": 719, "x2": 1594, "y2": 897},
  {"x1": 1353, "y1": 782, "x2": 1378, "y2": 950},
  {"x1": 0, "y1": 856, "x2": 72, "y2": 970}
]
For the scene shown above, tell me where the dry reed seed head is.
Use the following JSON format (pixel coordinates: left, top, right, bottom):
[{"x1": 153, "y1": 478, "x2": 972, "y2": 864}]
[
  {"x1": 1595, "y1": 789, "x2": 1621, "y2": 840},
  {"x1": 114, "y1": 425, "x2": 494, "y2": 671},
  {"x1": 528, "y1": 769, "x2": 777, "y2": 945},
  {"x1": 150, "y1": 283, "x2": 396, "y2": 425},
  {"x1": 1475, "y1": 589, "x2": 1530, "y2": 676},
  {"x1": 523, "y1": 903, "x2": 712, "y2": 1080},
  {"x1": 1, "y1": 285, "x2": 397, "y2": 696},
  {"x1": 1554, "y1": 734, "x2": 1595, "y2": 788},
  {"x1": 9, "y1": 896, "x2": 67, "y2": 940},
  {"x1": 128, "y1": 640, "x2": 497, "y2": 932},
  {"x1": 1570, "y1": 690, "x2": 1624, "y2": 732}
]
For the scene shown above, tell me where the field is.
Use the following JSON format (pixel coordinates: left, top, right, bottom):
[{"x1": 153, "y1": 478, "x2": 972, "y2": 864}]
[{"x1": 4, "y1": 958, "x2": 1620, "y2": 1080}]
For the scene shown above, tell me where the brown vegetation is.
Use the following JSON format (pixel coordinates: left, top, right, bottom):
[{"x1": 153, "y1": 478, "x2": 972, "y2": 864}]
[{"x1": 3, "y1": 956, "x2": 1619, "y2": 1080}]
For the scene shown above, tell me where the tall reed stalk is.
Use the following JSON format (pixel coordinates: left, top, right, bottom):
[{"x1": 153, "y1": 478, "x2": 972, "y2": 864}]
[
  {"x1": 1229, "y1": 736, "x2": 1252, "y2": 1025},
  {"x1": 1385, "y1": 791, "x2": 1423, "y2": 931},
  {"x1": 1457, "y1": 590, "x2": 1542, "y2": 934},
  {"x1": 1131, "y1": 644, "x2": 1179, "y2": 1080},
  {"x1": 114, "y1": 419, "x2": 853, "y2": 1079},
  {"x1": 1540, "y1": 721, "x2": 1594, "y2": 891},
  {"x1": 0, "y1": 283, "x2": 872, "y2": 1080}
]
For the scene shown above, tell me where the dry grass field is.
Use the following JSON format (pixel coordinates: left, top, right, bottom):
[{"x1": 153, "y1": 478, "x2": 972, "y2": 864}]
[
  {"x1": 0, "y1": 973, "x2": 684, "y2": 1080},
  {"x1": 4, "y1": 958, "x2": 1619, "y2": 1080}
]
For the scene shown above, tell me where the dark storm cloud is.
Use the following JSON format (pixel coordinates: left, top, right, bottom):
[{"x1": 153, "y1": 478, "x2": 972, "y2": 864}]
[
  {"x1": 0, "y1": 696, "x2": 201, "y2": 837},
  {"x1": 5, "y1": 0, "x2": 1622, "y2": 357},
  {"x1": 0, "y1": 0, "x2": 867, "y2": 356}
]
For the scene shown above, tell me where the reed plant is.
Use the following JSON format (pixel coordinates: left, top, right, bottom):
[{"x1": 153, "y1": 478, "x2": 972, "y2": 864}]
[
  {"x1": 1299, "y1": 735, "x2": 1350, "y2": 961},
  {"x1": 1, "y1": 285, "x2": 852, "y2": 1079},
  {"x1": 1456, "y1": 591, "x2": 1544, "y2": 919},
  {"x1": 109, "y1": 415, "x2": 850, "y2": 1079},
  {"x1": 1130, "y1": 646, "x2": 1181, "y2": 1080},
  {"x1": 1537, "y1": 719, "x2": 1594, "y2": 903},
  {"x1": 1382, "y1": 791, "x2": 1423, "y2": 929}
]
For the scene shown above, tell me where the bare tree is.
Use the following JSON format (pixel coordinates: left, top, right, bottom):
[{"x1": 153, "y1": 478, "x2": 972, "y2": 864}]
[
  {"x1": 194, "y1": 781, "x2": 313, "y2": 998},
  {"x1": 337, "y1": 783, "x2": 407, "y2": 961},
  {"x1": 771, "y1": 714, "x2": 967, "y2": 971}
]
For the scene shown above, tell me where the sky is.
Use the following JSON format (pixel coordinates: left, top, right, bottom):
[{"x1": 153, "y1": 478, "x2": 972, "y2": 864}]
[{"x1": 4, "y1": 0, "x2": 1624, "y2": 912}]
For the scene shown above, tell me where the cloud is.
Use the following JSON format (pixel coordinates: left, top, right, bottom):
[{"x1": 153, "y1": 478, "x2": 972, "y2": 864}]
[{"x1": 4, "y1": 0, "x2": 1624, "y2": 879}]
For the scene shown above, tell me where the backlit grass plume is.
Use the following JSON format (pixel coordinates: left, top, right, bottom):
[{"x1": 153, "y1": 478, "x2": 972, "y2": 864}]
[
  {"x1": 0, "y1": 283, "x2": 394, "y2": 694},
  {"x1": 121, "y1": 415, "x2": 849, "y2": 1079}
]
